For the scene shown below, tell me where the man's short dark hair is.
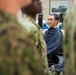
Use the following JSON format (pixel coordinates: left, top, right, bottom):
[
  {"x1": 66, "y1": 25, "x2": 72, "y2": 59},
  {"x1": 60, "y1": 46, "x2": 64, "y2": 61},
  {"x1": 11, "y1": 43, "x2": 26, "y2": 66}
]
[{"x1": 50, "y1": 14, "x2": 59, "y2": 21}]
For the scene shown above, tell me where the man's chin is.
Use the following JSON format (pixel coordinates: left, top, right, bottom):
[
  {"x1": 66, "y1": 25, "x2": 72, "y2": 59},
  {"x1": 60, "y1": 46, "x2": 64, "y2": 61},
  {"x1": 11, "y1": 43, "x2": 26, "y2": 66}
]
[{"x1": 38, "y1": 10, "x2": 42, "y2": 13}]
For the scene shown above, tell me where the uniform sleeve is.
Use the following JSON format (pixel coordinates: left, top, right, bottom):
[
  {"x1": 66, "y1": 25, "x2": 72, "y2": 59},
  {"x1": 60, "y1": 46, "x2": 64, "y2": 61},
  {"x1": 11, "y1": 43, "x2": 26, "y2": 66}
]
[{"x1": 0, "y1": 26, "x2": 46, "y2": 75}]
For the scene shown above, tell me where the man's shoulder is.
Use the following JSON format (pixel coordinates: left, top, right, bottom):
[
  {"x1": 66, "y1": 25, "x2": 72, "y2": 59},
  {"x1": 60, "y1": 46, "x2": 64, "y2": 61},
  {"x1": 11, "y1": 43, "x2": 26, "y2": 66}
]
[
  {"x1": 0, "y1": 17, "x2": 36, "y2": 52},
  {"x1": 0, "y1": 14, "x2": 30, "y2": 40}
]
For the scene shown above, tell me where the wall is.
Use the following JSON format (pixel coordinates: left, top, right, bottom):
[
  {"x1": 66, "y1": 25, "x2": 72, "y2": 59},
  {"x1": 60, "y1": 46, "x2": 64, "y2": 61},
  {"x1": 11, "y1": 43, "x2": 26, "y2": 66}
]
[
  {"x1": 39, "y1": 0, "x2": 73, "y2": 20},
  {"x1": 42, "y1": 0, "x2": 49, "y2": 20}
]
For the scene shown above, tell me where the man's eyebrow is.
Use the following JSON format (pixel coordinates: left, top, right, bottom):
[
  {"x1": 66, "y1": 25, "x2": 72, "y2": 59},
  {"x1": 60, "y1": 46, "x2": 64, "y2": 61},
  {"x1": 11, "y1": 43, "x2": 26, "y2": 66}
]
[{"x1": 48, "y1": 18, "x2": 53, "y2": 20}]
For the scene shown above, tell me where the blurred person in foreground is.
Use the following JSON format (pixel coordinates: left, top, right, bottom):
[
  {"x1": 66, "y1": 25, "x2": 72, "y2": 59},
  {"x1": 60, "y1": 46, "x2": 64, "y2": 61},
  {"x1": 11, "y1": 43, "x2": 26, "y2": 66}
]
[
  {"x1": 0, "y1": 0, "x2": 46, "y2": 75},
  {"x1": 17, "y1": 0, "x2": 48, "y2": 74},
  {"x1": 64, "y1": 1, "x2": 76, "y2": 75},
  {"x1": 44, "y1": 14, "x2": 64, "y2": 75}
]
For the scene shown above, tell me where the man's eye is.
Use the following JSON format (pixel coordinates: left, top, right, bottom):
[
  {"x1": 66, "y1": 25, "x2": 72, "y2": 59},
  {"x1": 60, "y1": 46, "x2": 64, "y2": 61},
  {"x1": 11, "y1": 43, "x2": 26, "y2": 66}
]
[{"x1": 48, "y1": 18, "x2": 52, "y2": 21}]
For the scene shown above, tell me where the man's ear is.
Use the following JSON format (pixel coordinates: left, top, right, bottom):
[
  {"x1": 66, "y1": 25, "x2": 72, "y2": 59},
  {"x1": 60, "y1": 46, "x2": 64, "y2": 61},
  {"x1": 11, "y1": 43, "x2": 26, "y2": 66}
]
[{"x1": 56, "y1": 20, "x2": 59, "y2": 24}]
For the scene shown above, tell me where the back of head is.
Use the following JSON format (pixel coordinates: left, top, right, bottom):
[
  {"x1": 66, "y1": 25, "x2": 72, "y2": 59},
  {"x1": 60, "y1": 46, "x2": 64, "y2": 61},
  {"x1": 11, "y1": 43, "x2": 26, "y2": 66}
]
[
  {"x1": 0, "y1": 0, "x2": 33, "y2": 16},
  {"x1": 20, "y1": 0, "x2": 33, "y2": 8}
]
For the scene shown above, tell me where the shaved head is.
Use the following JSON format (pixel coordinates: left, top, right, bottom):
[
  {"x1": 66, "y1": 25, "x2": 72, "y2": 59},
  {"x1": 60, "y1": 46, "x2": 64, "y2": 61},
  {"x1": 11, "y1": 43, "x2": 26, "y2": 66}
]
[{"x1": 0, "y1": 0, "x2": 33, "y2": 16}]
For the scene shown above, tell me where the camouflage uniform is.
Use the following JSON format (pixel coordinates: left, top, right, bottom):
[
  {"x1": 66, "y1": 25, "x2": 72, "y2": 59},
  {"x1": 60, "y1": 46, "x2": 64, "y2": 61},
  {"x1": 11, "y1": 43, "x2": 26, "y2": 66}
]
[
  {"x1": 0, "y1": 11, "x2": 46, "y2": 75},
  {"x1": 64, "y1": 1, "x2": 76, "y2": 75},
  {"x1": 18, "y1": 13, "x2": 48, "y2": 74}
]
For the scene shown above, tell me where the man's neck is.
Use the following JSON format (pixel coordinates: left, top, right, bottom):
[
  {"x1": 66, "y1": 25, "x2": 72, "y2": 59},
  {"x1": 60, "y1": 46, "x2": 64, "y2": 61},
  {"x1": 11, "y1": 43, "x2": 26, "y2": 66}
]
[{"x1": 25, "y1": 11, "x2": 36, "y2": 21}]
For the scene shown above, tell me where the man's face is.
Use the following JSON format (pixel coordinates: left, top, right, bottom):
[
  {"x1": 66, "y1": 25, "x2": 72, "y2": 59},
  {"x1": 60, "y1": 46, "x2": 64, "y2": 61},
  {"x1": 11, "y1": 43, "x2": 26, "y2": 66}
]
[
  {"x1": 48, "y1": 15, "x2": 58, "y2": 27},
  {"x1": 33, "y1": 0, "x2": 42, "y2": 13},
  {"x1": 22, "y1": 0, "x2": 42, "y2": 14}
]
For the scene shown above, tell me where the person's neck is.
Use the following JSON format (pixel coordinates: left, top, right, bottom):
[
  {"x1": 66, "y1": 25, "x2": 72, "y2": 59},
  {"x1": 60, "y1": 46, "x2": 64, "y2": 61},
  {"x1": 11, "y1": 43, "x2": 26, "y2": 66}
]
[{"x1": 25, "y1": 11, "x2": 36, "y2": 21}]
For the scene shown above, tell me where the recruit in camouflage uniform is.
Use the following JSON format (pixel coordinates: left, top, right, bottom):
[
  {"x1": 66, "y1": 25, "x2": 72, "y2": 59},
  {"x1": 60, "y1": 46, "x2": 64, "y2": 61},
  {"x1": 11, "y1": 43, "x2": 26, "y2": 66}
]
[
  {"x1": 64, "y1": 1, "x2": 76, "y2": 75},
  {"x1": 0, "y1": 11, "x2": 46, "y2": 75},
  {"x1": 18, "y1": 13, "x2": 48, "y2": 74}
]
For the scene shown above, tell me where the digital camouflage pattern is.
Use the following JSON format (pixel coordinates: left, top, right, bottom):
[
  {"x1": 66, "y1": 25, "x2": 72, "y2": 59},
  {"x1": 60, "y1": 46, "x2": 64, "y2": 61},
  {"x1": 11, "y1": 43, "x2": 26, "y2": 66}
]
[
  {"x1": 48, "y1": 65, "x2": 63, "y2": 75},
  {"x1": 64, "y1": 1, "x2": 76, "y2": 75},
  {"x1": 0, "y1": 11, "x2": 46, "y2": 75},
  {"x1": 18, "y1": 13, "x2": 48, "y2": 74}
]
